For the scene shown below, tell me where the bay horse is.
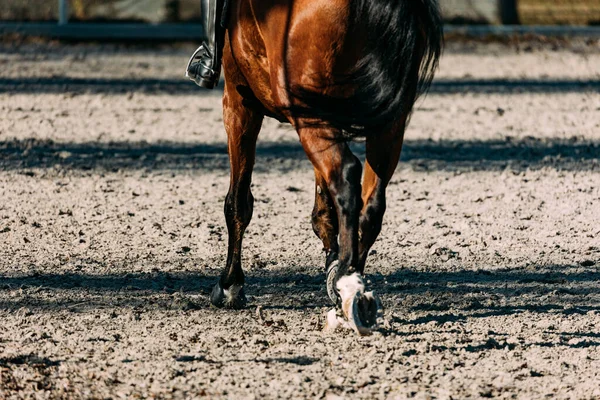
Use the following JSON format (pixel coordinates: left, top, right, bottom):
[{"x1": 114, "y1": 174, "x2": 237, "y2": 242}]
[{"x1": 209, "y1": 0, "x2": 442, "y2": 334}]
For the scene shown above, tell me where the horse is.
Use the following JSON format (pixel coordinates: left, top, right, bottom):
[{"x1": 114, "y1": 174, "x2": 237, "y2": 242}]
[{"x1": 209, "y1": 0, "x2": 443, "y2": 334}]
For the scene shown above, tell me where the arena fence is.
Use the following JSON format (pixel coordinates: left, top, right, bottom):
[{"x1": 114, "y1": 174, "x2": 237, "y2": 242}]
[
  {"x1": 1, "y1": 0, "x2": 600, "y2": 40},
  {"x1": 519, "y1": 0, "x2": 600, "y2": 25}
]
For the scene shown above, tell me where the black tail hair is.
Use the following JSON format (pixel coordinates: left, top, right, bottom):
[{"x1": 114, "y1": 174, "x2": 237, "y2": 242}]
[{"x1": 289, "y1": 0, "x2": 443, "y2": 139}]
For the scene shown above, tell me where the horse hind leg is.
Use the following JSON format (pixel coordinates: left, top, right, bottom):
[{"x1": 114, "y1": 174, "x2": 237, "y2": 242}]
[
  {"x1": 298, "y1": 126, "x2": 380, "y2": 335},
  {"x1": 324, "y1": 121, "x2": 406, "y2": 334},
  {"x1": 325, "y1": 126, "x2": 407, "y2": 333},
  {"x1": 210, "y1": 82, "x2": 264, "y2": 309},
  {"x1": 358, "y1": 123, "x2": 406, "y2": 274},
  {"x1": 311, "y1": 169, "x2": 340, "y2": 303}
]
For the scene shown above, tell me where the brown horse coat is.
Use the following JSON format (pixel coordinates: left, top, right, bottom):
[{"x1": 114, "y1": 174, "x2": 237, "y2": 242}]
[{"x1": 209, "y1": 0, "x2": 442, "y2": 333}]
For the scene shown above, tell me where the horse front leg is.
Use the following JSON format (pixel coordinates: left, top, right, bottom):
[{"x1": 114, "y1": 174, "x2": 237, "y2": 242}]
[
  {"x1": 298, "y1": 127, "x2": 379, "y2": 334},
  {"x1": 210, "y1": 83, "x2": 264, "y2": 309}
]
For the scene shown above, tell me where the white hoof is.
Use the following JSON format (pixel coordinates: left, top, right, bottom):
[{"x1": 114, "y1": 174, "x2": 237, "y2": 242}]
[
  {"x1": 324, "y1": 309, "x2": 344, "y2": 333},
  {"x1": 335, "y1": 273, "x2": 382, "y2": 336}
]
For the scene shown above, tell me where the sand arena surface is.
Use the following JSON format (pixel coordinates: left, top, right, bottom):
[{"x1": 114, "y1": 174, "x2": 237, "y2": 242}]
[{"x1": 0, "y1": 39, "x2": 599, "y2": 398}]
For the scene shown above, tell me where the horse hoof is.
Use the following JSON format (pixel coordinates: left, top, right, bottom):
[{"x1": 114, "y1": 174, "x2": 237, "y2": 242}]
[
  {"x1": 337, "y1": 273, "x2": 382, "y2": 336},
  {"x1": 326, "y1": 260, "x2": 340, "y2": 305},
  {"x1": 210, "y1": 282, "x2": 247, "y2": 309}
]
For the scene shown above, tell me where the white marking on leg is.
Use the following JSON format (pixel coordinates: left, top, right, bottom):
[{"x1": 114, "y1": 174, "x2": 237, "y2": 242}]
[
  {"x1": 324, "y1": 309, "x2": 353, "y2": 333},
  {"x1": 336, "y1": 273, "x2": 378, "y2": 336},
  {"x1": 324, "y1": 309, "x2": 341, "y2": 332},
  {"x1": 224, "y1": 289, "x2": 233, "y2": 304},
  {"x1": 336, "y1": 273, "x2": 365, "y2": 300}
]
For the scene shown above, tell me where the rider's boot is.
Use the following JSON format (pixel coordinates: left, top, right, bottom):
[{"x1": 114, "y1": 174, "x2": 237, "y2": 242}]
[{"x1": 186, "y1": 0, "x2": 226, "y2": 89}]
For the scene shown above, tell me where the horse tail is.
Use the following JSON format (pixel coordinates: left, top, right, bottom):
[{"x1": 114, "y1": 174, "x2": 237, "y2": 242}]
[{"x1": 289, "y1": 0, "x2": 443, "y2": 138}]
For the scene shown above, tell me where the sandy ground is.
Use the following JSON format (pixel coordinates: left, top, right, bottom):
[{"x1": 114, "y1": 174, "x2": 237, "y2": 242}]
[{"x1": 1, "y1": 38, "x2": 600, "y2": 399}]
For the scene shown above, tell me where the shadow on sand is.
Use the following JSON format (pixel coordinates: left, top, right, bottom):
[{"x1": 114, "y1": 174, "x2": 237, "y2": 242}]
[
  {"x1": 1, "y1": 137, "x2": 598, "y2": 173},
  {"x1": 1, "y1": 263, "x2": 599, "y2": 313},
  {"x1": 2, "y1": 77, "x2": 600, "y2": 95},
  {"x1": 2, "y1": 260, "x2": 599, "y2": 349}
]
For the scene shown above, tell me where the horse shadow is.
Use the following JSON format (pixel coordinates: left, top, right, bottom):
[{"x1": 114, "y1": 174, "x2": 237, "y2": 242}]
[
  {"x1": 1, "y1": 137, "x2": 598, "y2": 173},
  {"x1": 2, "y1": 260, "x2": 600, "y2": 349},
  {"x1": 2, "y1": 262, "x2": 599, "y2": 315}
]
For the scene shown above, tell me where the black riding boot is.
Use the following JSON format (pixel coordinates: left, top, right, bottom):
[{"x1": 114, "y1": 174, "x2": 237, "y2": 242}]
[{"x1": 186, "y1": 0, "x2": 226, "y2": 89}]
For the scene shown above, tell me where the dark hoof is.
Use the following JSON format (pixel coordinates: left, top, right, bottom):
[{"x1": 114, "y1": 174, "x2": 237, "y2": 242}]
[
  {"x1": 355, "y1": 292, "x2": 380, "y2": 328},
  {"x1": 326, "y1": 260, "x2": 341, "y2": 306},
  {"x1": 210, "y1": 282, "x2": 247, "y2": 309}
]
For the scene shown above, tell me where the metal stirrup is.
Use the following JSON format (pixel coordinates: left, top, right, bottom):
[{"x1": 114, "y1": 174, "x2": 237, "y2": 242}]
[{"x1": 185, "y1": 44, "x2": 217, "y2": 79}]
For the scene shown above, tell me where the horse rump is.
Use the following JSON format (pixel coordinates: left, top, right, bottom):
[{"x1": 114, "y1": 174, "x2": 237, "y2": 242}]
[{"x1": 288, "y1": 0, "x2": 443, "y2": 139}]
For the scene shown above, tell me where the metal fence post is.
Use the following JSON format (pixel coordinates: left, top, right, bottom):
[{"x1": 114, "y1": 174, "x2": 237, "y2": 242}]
[
  {"x1": 58, "y1": 0, "x2": 69, "y2": 25},
  {"x1": 499, "y1": 0, "x2": 519, "y2": 24}
]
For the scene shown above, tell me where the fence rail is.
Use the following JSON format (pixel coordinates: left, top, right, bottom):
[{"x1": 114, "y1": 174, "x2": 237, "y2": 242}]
[
  {"x1": 1, "y1": 0, "x2": 600, "y2": 41},
  {"x1": 0, "y1": 22, "x2": 204, "y2": 40},
  {"x1": 3, "y1": 22, "x2": 600, "y2": 41}
]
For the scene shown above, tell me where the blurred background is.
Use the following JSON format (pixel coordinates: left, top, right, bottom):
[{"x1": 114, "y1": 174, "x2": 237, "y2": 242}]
[{"x1": 1, "y1": 0, "x2": 600, "y2": 39}]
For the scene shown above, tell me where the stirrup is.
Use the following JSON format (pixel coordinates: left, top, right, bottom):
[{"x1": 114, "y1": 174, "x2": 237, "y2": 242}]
[{"x1": 185, "y1": 44, "x2": 219, "y2": 89}]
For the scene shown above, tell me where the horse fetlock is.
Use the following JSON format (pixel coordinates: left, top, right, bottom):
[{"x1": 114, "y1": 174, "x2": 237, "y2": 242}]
[
  {"x1": 333, "y1": 273, "x2": 382, "y2": 336},
  {"x1": 325, "y1": 250, "x2": 339, "y2": 269},
  {"x1": 224, "y1": 284, "x2": 247, "y2": 309},
  {"x1": 210, "y1": 282, "x2": 247, "y2": 309}
]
